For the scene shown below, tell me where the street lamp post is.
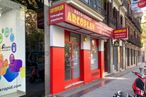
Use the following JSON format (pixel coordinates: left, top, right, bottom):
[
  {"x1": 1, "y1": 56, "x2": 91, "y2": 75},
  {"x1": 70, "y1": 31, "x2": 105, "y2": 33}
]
[{"x1": 44, "y1": 0, "x2": 51, "y2": 96}]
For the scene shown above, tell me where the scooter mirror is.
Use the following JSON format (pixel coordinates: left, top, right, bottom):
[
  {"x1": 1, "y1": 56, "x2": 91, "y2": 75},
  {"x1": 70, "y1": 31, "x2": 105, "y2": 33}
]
[
  {"x1": 142, "y1": 75, "x2": 146, "y2": 79},
  {"x1": 132, "y1": 71, "x2": 142, "y2": 78}
]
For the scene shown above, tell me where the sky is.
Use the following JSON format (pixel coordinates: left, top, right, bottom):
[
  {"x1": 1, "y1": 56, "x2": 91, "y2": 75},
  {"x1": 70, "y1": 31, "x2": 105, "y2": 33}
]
[
  {"x1": 131, "y1": 0, "x2": 146, "y2": 20},
  {"x1": 142, "y1": 7, "x2": 146, "y2": 13},
  {"x1": 131, "y1": 0, "x2": 146, "y2": 13}
]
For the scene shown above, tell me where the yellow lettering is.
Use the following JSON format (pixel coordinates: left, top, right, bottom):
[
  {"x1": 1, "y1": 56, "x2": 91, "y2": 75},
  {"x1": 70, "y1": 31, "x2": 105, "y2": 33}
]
[
  {"x1": 67, "y1": 12, "x2": 71, "y2": 21},
  {"x1": 80, "y1": 18, "x2": 84, "y2": 26},
  {"x1": 72, "y1": 13, "x2": 77, "y2": 24},
  {"x1": 76, "y1": 16, "x2": 80, "y2": 25},
  {"x1": 50, "y1": 5, "x2": 64, "y2": 14},
  {"x1": 83, "y1": 19, "x2": 86, "y2": 27},
  {"x1": 115, "y1": 29, "x2": 127, "y2": 33},
  {"x1": 86, "y1": 21, "x2": 90, "y2": 29},
  {"x1": 66, "y1": 11, "x2": 96, "y2": 32}
]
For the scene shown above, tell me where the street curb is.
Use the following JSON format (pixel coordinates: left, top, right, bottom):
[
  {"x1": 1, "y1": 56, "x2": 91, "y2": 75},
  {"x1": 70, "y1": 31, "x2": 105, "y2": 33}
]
[{"x1": 105, "y1": 66, "x2": 138, "y2": 78}]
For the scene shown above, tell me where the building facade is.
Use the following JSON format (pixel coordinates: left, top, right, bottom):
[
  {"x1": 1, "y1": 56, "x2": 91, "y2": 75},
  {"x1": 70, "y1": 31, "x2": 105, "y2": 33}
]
[
  {"x1": 103, "y1": 0, "x2": 127, "y2": 73},
  {"x1": 49, "y1": 0, "x2": 113, "y2": 94},
  {"x1": 125, "y1": 0, "x2": 142, "y2": 68},
  {"x1": 49, "y1": 0, "x2": 142, "y2": 94},
  {"x1": 0, "y1": 0, "x2": 143, "y2": 96},
  {"x1": 103, "y1": 0, "x2": 142, "y2": 74}
]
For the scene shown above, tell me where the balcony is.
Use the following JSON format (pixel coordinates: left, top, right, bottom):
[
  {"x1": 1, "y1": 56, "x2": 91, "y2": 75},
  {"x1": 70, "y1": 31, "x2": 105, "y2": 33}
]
[
  {"x1": 80, "y1": 0, "x2": 105, "y2": 17},
  {"x1": 127, "y1": 12, "x2": 141, "y2": 32},
  {"x1": 121, "y1": 0, "x2": 128, "y2": 10},
  {"x1": 128, "y1": 35, "x2": 142, "y2": 47}
]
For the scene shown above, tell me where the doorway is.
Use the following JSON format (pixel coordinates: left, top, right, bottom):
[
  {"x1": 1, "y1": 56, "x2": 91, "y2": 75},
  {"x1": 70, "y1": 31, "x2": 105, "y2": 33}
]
[
  {"x1": 65, "y1": 32, "x2": 80, "y2": 85},
  {"x1": 104, "y1": 41, "x2": 108, "y2": 72}
]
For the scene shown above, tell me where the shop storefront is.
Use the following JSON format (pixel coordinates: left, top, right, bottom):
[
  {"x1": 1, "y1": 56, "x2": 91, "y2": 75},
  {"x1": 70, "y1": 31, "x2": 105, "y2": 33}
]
[{"x1": 49, "y1": 3, "x2": 113, "y2": 94}]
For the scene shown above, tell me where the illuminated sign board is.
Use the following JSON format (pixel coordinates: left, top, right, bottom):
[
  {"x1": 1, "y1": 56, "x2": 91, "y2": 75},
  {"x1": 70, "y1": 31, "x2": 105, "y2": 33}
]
[
  {"x1": 49, "y1": 3, "x2": 113, "y2": 38},
  {"x1": 49, "y1": 3, "x2": 65, "y2": 24},
  {"x1": 113, "y1": 28, "x2": 128, "y2": 39}
]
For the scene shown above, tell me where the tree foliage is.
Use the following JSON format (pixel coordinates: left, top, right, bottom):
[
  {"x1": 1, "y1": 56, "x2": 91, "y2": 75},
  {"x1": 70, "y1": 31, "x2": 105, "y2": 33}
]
[{"x1": 25, "y1": 9, "x2": 44, "y2": 51}]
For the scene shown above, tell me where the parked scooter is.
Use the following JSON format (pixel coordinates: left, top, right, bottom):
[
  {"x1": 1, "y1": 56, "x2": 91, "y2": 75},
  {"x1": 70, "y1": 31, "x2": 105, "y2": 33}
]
[
  {"x1": 132, "y1": 70, "x2": 146, "y2": 97},
  {"x1": 113, "y1": 69, "x2": 146, "y2": 97}
]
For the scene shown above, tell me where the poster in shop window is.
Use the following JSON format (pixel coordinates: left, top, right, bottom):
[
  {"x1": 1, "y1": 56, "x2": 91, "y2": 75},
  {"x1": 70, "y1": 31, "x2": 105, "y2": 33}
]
[{"x1": 0, "y1": 8, "x2": 26, "y2": 96}]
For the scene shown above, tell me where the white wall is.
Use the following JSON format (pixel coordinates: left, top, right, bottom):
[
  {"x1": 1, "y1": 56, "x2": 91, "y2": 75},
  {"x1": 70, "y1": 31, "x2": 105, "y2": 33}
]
[
  {"x1": 98, "y1": 40, "x2": 104, "y2": 51},
  {"x1": 50, "y1": 25, "x2": 64, "y2": 47},
  {"x1": 81, "y1": 35, "x2": 90, "y2": 50}
]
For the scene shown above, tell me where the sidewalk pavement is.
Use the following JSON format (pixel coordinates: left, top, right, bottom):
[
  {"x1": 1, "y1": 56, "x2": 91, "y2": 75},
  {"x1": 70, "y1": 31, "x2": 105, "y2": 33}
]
[{"x1": 56, "y1": 64, "x2": 143, "y2": 97}]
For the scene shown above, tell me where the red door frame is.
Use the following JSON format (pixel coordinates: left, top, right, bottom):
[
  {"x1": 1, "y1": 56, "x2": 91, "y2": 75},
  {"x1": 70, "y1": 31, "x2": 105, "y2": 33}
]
[{"x1": 64, "y1": 30, "x2": 81, "y2": 86}]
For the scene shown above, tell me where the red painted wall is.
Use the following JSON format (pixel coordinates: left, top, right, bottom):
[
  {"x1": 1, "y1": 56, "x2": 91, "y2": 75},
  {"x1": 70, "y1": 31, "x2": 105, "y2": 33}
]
[
  {"x1": 98, "y1": 51, "x2": 104, "y2": 78},
  {"x1": 80, "y1": 50, "x2": 91, "y2": 83},
  {"x1": 50, "y1": 47, "x2": 65, "y2": 94},
  {"x1": 50, "y1": 37, "x2": 104, "y2": 94}
]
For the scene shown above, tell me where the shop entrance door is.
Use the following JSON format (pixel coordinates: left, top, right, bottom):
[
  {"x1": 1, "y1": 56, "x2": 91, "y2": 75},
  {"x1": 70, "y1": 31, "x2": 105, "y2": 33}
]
[{"x1": 65, "y1": 33, "x2": 80, "y2": 84}]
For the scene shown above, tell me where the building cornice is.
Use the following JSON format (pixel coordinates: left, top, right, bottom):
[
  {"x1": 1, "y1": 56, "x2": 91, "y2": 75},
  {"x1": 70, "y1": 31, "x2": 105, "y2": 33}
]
[{"x1": 112, "y1": 0, "x2": 127, "y2": 14}]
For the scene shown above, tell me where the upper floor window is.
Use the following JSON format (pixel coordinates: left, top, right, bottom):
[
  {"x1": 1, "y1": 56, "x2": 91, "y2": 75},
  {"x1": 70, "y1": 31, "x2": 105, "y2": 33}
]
[
  {"x1": 91, "y1": 0, "x2": 97, "y2": 8},
  {"x1": 82, "y1": 0, "x2": 102, "y2": 8},
  {"x1": 81, "y1": 0, "x2": 104, "y2": 15},
  {"x1": 120, "y1": 16, "x2": 123, "y2": 26},
  {"x1": 104, "y1": 0, "x2": 107, "y2": 11},
  {"x1": 83, "y1": 0, "x2": 90, "y2": 4},
  {"x1": 113, "y1": 7, "x2": 117, "y2": 18}
]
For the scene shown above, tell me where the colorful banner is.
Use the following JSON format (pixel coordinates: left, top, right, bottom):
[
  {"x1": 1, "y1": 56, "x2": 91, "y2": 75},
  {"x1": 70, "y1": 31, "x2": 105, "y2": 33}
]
[
  {"x1": 113, "y1": 28, "x2": 128, "y2": 39},
  {"x1": 0, "y1": 8, "x2": 25, "y2": 96},
  {"x1": 49, "y1": 3, "x2": 113, "y2": 37}
]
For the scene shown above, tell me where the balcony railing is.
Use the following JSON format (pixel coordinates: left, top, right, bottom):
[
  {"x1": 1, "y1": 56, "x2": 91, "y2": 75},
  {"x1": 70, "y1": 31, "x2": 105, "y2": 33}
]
[
  {"x1": 80, "y1": 0, "x2": 105, "y2": 16},
  {"x1": 121, "y1": 0, "x2": 128, "y2": 9},
  {"x1": 108, "y1": 17, "x2": 117, "y2": 28},
  {"x1": 128, "y1": 35, "x2": 142, "y2": 47},
  {"x1": 127, "y1": 12, "x2": 141, "y2": 32}
]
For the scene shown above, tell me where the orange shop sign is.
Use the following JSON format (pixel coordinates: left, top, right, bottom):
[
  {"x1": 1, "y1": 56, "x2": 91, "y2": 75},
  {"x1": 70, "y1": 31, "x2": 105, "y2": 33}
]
[
  {"x1": 113, "y1": 28, "x2": 128, "y2": 39},
  {"x1": 49, "y1": 3, "x2": 113, "y2": 37}
]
